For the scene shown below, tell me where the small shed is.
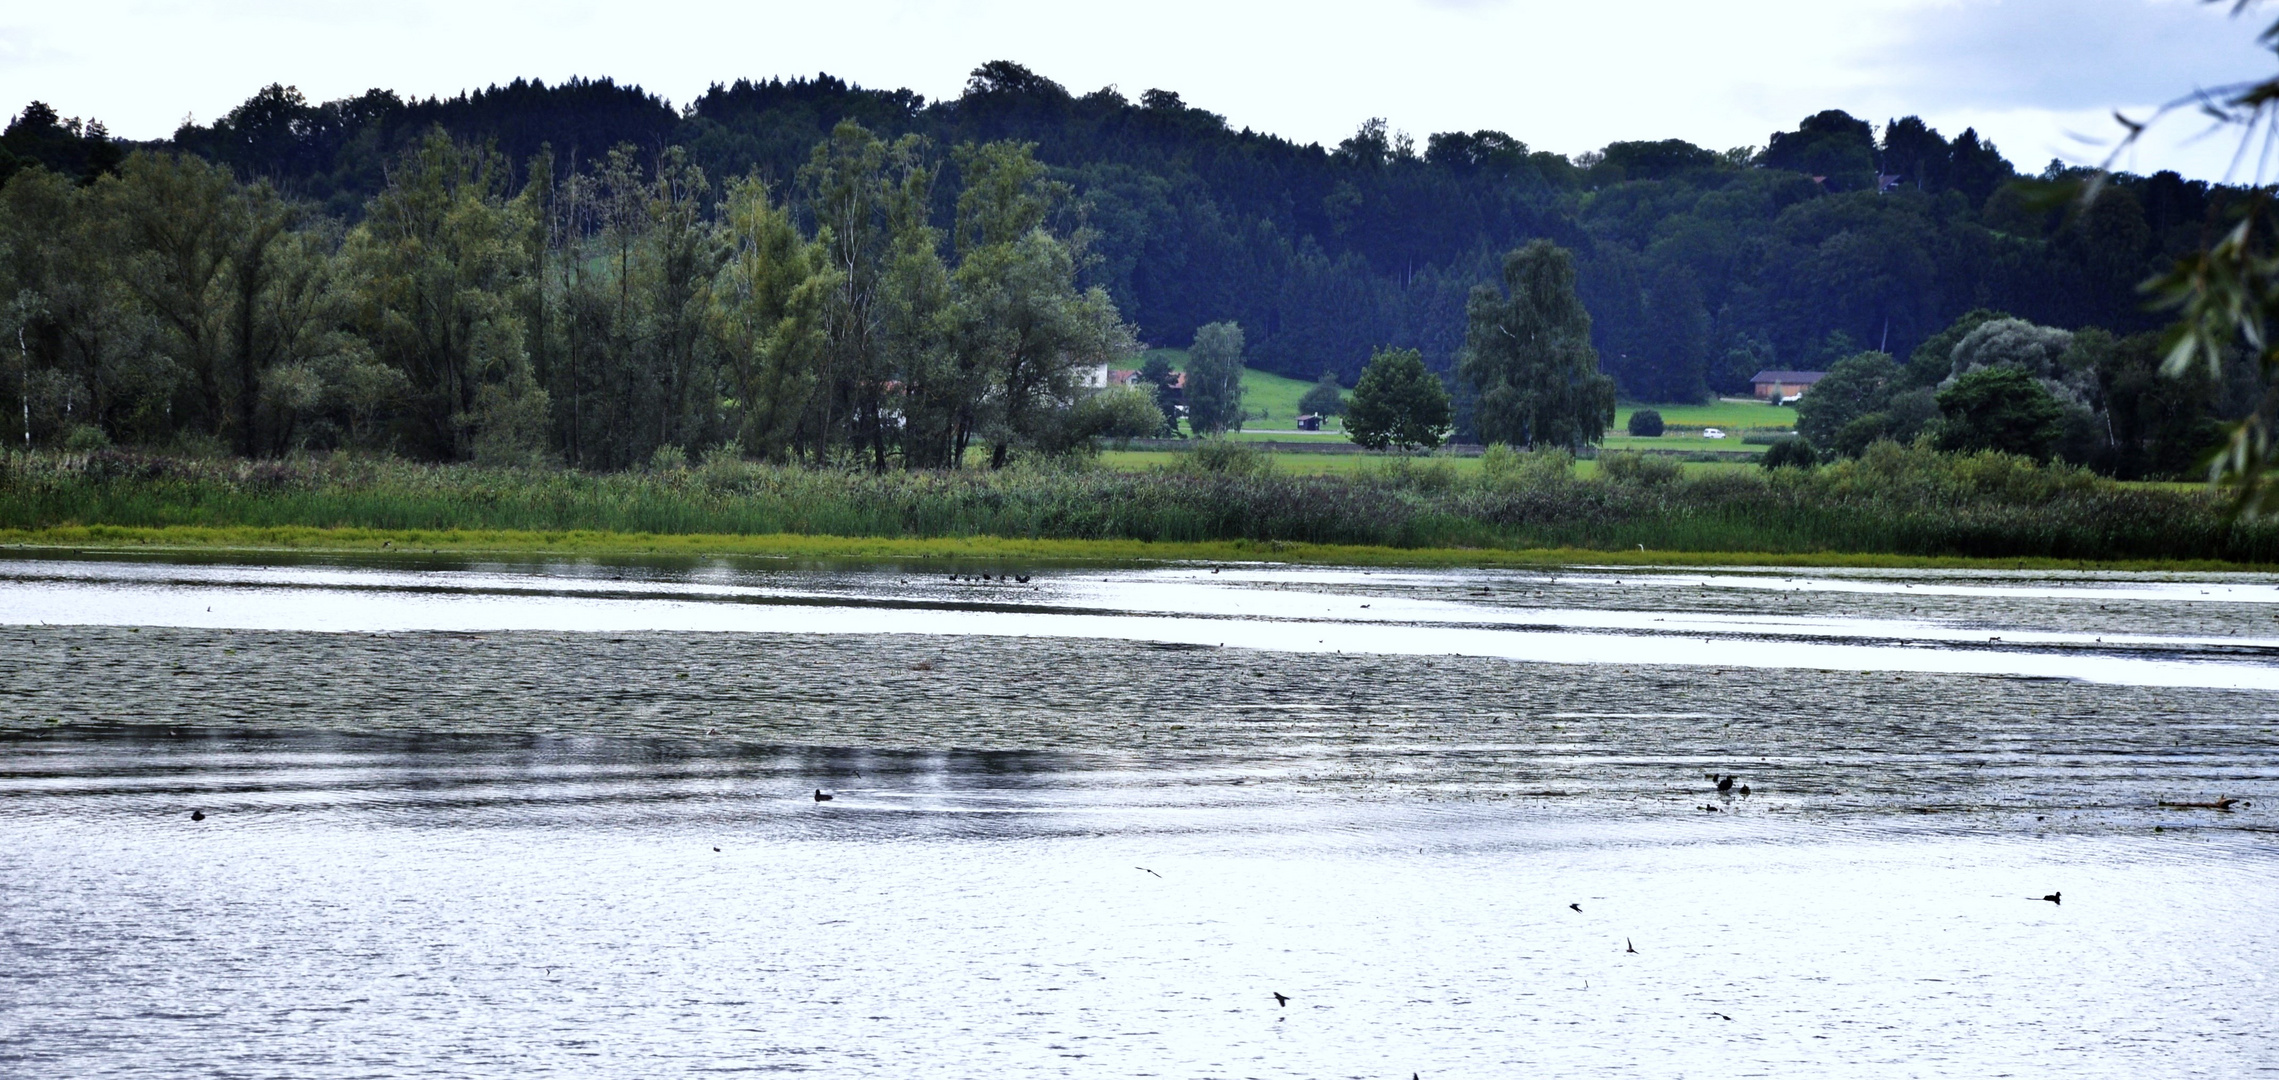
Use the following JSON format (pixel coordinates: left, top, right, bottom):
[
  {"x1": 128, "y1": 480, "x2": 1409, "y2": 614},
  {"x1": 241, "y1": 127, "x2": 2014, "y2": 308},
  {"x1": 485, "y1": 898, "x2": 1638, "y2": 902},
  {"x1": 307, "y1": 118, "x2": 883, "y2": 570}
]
[
  {"x1": 1295, "y1": 413, "x2": 1324, "y2": 431},
  {"x1": 1750, "y1": 370, "x2": 1826, "y2": 402}
]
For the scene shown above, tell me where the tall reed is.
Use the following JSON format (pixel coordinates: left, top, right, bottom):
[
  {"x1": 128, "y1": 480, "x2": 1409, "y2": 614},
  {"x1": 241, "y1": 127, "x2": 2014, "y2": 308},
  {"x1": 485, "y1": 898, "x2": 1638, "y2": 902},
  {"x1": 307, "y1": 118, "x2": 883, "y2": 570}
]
[{"x1": 3, "y1": 444, "x2": 2271, "y2": 563}]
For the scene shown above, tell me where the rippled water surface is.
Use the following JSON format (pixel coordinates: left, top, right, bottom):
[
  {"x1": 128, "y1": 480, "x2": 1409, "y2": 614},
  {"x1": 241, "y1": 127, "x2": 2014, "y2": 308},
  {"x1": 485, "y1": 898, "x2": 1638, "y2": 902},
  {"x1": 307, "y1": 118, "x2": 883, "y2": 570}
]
[{"x1": 3, "y1": 553, "x2": 2277, "y2": 1077}]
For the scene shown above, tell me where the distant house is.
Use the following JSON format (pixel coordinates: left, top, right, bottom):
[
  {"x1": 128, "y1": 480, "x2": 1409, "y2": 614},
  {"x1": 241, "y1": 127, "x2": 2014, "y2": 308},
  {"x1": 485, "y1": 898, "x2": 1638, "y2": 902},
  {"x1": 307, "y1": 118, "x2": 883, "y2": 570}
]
[
  {"x1": 1750, "y1": 370, "x2": 1826, "y2": 402},
  {"x1": 1295, "y1": 413, "x2": 1324, "y2": 431},
  {"x1": 1108, "y1": 368, "x2": 1186, "y2": 404}
]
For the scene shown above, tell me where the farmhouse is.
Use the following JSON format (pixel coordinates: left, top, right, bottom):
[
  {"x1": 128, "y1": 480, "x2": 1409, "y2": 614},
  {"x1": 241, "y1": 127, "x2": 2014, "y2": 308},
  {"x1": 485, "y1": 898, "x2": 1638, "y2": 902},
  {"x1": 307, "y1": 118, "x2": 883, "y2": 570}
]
[
  {"x1": 1750, "y1": 370, "x2": 1825, "y2": 402},
  {"x1": 1108, "y1": 368, "x2": 1186, "y2": 404}
]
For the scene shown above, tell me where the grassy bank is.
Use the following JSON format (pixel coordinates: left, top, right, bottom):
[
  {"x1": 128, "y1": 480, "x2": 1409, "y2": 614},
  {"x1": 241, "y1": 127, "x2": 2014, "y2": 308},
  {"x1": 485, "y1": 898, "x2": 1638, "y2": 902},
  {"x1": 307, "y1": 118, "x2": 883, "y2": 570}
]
[
  {"x1": 7, "y1": 522, "x2": 2267, "y2": 572},
  {"x1": 2, "y1": 445, "x2": 2270, "y2": 566},
  {"x1": 1097, "y1": 451, "x2": 1762, "y2": 479}
]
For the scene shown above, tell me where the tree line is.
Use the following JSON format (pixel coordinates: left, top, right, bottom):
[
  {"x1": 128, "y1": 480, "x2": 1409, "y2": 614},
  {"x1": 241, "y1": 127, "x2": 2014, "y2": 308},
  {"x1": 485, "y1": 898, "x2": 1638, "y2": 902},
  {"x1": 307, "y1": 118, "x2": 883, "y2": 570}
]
[
  {"x1": 10, "y1": 66, "x2": 2247, "y2": 389},
  {"x1": 2, "y1": 123, "x2": 1159, "y2": 468},
  {"x1": 0, "y1": 62, "x2": 2261, "y2": 475}
]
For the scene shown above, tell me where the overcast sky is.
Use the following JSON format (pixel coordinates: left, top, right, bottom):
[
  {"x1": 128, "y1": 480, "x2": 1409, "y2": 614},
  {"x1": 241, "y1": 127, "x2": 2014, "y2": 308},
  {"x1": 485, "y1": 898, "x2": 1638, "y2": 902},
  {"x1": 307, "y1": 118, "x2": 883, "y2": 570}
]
[{"x1": 2, "y1": 0, "x2": 2271, "y2": 180}]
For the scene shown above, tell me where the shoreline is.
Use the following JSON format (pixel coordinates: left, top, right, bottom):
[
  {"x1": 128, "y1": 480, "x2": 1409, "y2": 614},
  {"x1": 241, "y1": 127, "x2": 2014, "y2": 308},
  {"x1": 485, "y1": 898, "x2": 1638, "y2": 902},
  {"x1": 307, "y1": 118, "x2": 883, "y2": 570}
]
[{"x1": 4, "y1": 524, "x2": 2270, "y2": 573}]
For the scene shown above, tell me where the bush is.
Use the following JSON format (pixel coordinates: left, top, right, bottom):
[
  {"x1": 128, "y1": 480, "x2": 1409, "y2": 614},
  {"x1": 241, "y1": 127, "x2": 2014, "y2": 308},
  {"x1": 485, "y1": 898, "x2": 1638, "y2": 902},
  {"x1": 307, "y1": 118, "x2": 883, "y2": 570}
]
[
  {"x1": 1298, "y1": 372, "x2": 1347, "y2": 418},
  {"x1": 649, "y1": 444, "x2": 690, "y2": 472},
  {"x1": 1796, "y1": 351, "x2": 1901, "y2": 448},
  {"x1": 1179, "y1": 438, "x2": 1271, "y2": 477},
  {"x1": 1598, "y1": 450, "x2": 1683, "y2": 484},
  {"x1": 62, "y1": 425, "x2": 111, "y2": 453},
  {"x1": 1821, "y1": 438, "x2": 2092, "y2": 502},
  {"x1": 1626, "y1": 409, "x2": 1664, "y2": 437},
  {"x1": 1480, "y1": 443, "x2": 1574, "y2": 490},
  {"x1": 699, "y1": 440, "x2": 760, "y2": 486},
  {"x1": 1935, "y1": 366, "x2": 2067, "y2": 461},
  {"x1": 1346, "y1": 347, "x2": 1451, "y2": 451},
  {"x1": 1364, "y1": 455, "x2": 1458, "y2": 492},
  {"x1": 1761, "y1": 437, "x2": 1820, "y2": 469},
  {"x1": 1074, "y1": 386, "x2": 1168, "y2": 445},
  {"x1": 1831, "y1": 413, "x2": 1891, "y2": 458}
]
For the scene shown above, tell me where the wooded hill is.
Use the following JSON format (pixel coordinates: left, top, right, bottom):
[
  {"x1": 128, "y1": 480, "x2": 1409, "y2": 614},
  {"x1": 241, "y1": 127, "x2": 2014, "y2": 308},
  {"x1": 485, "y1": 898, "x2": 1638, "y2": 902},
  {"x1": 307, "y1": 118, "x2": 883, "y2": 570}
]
[{"x1": 3, "y1": 63, "x2": 2230, "y2": 401}]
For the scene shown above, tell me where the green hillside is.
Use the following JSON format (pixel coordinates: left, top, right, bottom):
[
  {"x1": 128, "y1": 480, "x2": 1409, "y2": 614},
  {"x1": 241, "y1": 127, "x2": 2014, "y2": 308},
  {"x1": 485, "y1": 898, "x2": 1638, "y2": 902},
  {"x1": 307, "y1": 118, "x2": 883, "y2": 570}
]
[
  {"x1": 1617, "y1": 400, "x2": 1796, "y2": 431},
  {"x1": 1143, "y1": 348, "x2": 1345, "y2": 434},
  {"x1": 1134, "y1": 352, "x2": 1795, "y2": 443}
]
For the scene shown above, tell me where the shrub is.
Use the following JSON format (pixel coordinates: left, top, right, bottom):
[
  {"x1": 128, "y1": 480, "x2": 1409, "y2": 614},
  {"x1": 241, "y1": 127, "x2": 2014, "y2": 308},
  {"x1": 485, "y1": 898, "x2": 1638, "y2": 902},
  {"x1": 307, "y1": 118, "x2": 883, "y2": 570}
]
[
  {"x1": 1626, "y1": 409, "x2": 1664, "y2": 437},
  {"x1": 649, "y1": 444, "x2": 690, "y2": 472},
  {"x1": 699, "y1": 441, "x2": 761, "y2": 487},
  {"x1": 1935, "y1": 366, "x2": 2067, "y2": 461},
  {"x1": 1073, "y1": 386, "x2": 1167, "y2": 444},
  {"x1": 1796, "y1": 351, "x2": 1901, "y2": 448},
  {"x1": 1831, "y1": 413, "x2": 1890, "y2": 458},
  {"x1": 1599, "y1": 450, "x2": 1683, "y2": 484},
  {"x1": 1365, "y1": 455, "x2": 1458, "y2": 492},
  {"x1": 1479, "y1": 443, "x2": 1574, "y2": 490},
  {"x1": 62, "y1": 425, "x2": 111, "y2": 453},
  {"x1": 1346, "y1": 347, "x2": 1451, "y2": 451},
  {"x1": 1298, "y1": 372, "x2": 1347, "y2": 417},
  {"x1": 1179, "y1": 438, "x2": 1271, "y2": 477},
  {"x1": 1761, "y1": 437, "x2": 1820, "y2": 469}
]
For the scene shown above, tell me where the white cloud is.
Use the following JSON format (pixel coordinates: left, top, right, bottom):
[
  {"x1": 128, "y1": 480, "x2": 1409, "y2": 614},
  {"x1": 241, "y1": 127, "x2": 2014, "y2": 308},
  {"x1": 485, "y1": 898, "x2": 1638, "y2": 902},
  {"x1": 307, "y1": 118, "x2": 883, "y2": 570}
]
[{"x1": 1868, "y1": 0, "x2": 2270, "y2": 112}]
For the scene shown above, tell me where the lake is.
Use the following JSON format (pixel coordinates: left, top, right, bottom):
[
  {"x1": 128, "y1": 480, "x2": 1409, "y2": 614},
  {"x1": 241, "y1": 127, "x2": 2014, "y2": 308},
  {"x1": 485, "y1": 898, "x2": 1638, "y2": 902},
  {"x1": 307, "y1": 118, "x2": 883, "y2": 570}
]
[{"x1": 3, "y1": 553, "x2": 2275, "y2": 1077}]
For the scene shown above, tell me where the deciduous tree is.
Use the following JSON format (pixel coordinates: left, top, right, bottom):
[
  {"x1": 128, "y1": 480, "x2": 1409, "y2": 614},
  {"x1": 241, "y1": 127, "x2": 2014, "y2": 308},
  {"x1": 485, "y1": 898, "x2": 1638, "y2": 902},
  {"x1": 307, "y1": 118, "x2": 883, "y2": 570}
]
[
  {"x1": 1184, "y1": 320, "x2": 1245, "y2": 435},
  {"x1": 1345, "y1": 346, "x2": 1450, "y2": 451},
  {"x1": 1460, "y1": 241, "x2": 1615, "y2": 449}
]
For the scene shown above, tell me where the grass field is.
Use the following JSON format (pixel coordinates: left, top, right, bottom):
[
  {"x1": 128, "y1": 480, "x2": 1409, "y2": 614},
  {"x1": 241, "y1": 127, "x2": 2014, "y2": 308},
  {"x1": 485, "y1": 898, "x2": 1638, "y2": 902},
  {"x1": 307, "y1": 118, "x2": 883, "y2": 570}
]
[
  {"x1": 1137, "y1": 352, "x2": 1793, "y2": 445},
  {"x1": 1617, "y1": 399, "x2": 1798, "y2": 431},
  {"x1": 1597, "y1": 435, "x2": 1763, "y2": 454}
]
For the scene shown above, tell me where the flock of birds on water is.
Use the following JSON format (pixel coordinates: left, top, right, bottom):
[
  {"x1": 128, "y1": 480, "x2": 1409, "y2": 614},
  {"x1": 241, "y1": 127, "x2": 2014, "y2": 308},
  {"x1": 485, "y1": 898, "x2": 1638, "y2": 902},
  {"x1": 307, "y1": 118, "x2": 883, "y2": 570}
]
[
  {"x1": 107, "y1": 564, "x2": 2259, "y2": 1074},
  {"x1": 175, "y1": 754, "x2": 2159, "y2": 1042}
]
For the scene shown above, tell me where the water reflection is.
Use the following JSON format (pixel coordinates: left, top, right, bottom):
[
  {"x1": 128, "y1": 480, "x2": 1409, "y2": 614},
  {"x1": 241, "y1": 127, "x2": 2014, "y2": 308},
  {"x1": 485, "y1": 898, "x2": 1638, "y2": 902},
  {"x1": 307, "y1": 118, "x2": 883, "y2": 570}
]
[{"x1": 5, "y1": 555, "x2": 2278, "y2": 688}]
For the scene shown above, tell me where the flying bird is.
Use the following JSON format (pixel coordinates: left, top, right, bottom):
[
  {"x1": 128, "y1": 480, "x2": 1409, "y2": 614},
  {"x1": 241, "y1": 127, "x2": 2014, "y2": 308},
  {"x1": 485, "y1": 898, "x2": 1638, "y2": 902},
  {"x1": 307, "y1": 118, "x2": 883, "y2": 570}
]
[
  {"x1": 1137, "y1": 867, "x2": 1161, "y2": 878},
  {"x1": 1626, "y1": 938, "x2": 1638, "y2": 954},
  {"x1": 1569, "y1": 903, "x2": 1581, "y2": 912},
  {"x1": 1272, "y1": 992, "x2": 1289, "y2": 1007},
  {"x1": 2037, "y1": 891, "x2": 2061, "y2": 904}
]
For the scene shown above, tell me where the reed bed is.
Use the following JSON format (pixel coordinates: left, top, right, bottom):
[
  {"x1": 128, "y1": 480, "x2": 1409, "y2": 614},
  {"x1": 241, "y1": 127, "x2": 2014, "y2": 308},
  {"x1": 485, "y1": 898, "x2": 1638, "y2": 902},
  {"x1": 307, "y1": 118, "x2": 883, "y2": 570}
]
[{"x1": 3, "y1": 443, "x2": 2271, "y2": 564}]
